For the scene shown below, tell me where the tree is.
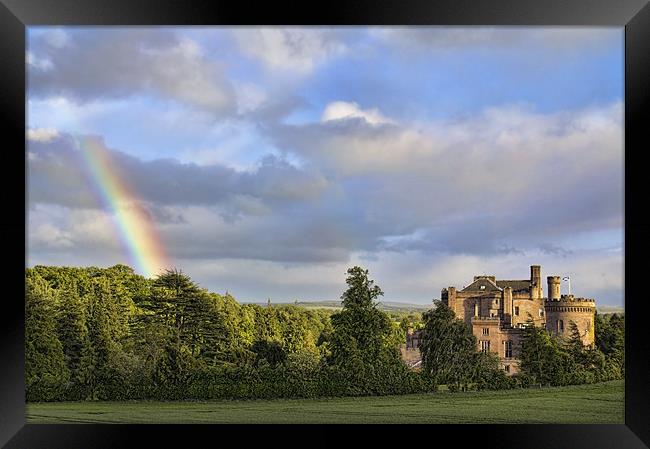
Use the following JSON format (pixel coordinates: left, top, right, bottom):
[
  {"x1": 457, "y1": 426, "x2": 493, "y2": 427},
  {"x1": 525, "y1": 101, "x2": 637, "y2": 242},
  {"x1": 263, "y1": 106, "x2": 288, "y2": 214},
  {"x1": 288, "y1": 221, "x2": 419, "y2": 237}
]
[
  {"x1": 25, "y1": 275, "x2": 69, "y2": 401},
  {"x1": 251, "y1": 340, "x2": 287, "y2": 367},
  {"x1": 134, "y1": 269, "x2": 227, "y2": 380},
  {"x1": 418, "y1": 301, "x2": 477, "y2": 389},
  {"x1": 564, "y1": 321, "x2": 606, "y2": 384},
  {"x1": 595, "y1": 312, "x2": 624, "y2": 370},
  {"x1": 56, "y1": 282, "x2": 94, "y2": 398},
  {"x1": 328, "y1": 267, "x2": 400, "y2": 367},
  {"x1": 85, "y1": 277, "x2": 121, "y2": 398},
  {"x1": 340, "y1": 266, "x2": 383, "y2": 310},
  {"x1": 518, "y1": 317, "x2": 577, "y2": 386}
]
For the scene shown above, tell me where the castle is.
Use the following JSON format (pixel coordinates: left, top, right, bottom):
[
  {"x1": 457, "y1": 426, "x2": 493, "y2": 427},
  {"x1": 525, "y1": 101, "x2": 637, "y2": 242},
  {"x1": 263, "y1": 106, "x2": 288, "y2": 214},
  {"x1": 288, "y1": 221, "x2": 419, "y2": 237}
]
[{"x1": 406, "y1": 265, "x2": 595, "y2": 374}]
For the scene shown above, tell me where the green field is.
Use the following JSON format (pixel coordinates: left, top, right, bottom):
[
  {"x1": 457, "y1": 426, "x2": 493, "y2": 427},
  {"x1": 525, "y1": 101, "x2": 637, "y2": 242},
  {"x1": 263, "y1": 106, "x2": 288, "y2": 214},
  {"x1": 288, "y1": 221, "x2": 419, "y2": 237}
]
[{"x1": 26, "y1": 380, "x2": 623, "y2": 424}]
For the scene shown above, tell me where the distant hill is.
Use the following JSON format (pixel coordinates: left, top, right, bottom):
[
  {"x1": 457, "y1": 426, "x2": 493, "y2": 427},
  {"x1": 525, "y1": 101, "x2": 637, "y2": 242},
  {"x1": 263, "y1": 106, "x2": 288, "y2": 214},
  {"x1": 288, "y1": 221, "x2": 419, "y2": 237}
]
[
  {"x1": 597, "y1": 305, "x2": 624, "y2": 314},
  {"x1": 241, "y1": 300, "x2": 434, "y2": 313},
  {"x1": 244, "y1": 299, "x2": 623, "y2": 315}
]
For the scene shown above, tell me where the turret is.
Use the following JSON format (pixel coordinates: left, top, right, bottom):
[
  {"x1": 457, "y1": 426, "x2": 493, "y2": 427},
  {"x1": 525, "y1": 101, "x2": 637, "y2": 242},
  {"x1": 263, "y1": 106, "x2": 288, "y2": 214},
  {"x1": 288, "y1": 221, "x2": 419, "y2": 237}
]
[
  {"x1": 547, "y1": 276, "x2": 561, "y2": 301},
  {"x1": 544, "y1": 296, "x2": 596, "y2": 346}
]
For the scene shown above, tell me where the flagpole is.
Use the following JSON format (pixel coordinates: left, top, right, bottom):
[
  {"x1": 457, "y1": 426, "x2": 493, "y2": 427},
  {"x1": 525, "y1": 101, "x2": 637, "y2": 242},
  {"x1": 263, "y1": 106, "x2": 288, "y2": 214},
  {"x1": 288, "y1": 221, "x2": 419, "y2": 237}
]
[{"x1": 562, "y1": 276, "x2": 571, "y2": 296}]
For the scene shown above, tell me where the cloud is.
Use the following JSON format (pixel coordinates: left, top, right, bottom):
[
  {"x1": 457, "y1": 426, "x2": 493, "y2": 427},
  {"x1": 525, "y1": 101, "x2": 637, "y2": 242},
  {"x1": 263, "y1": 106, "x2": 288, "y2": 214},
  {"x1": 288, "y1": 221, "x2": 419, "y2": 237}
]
[
  {"x1": 30, "y1": 222, "x2": 74, "y2": 249},
  {"x1": 371, "y1": 27, "x2": 620, "y2": 54},
  {"x1": 28, "y1": 29, "x2": 237, "y2": 114},
  {"x1": 27, "y1": 96, "x2": 623, "y2": 267},
  {"x1": 41, "y1": 28, "x2": 71, "y2": 49},
  {"x1": 28, "y1": 204, "x2": 119, "y2": 252},
  {"x1": 167, "y1": 246, "x2": 622, "y2": 306},
  {"x1": 27, "y1": 133, "x2": 329, "y2": 210},
  {"x1": 539, "y1": 243, "x2": 573, "y2": 258},
  {"x1": 233, "y1": 28, "x2": 347, "y2": 74},
  {"x1": 233, "y1": 81, "x2": 267, "y2": 114},
  {"x1": 268, "y1": 101, "x2": 623, "y2": 255},
  {"x1": 26, "y1": 51, "x2": 54, "y2": 71},
  {"x1": 321, "y1": 101, "x2": 394, "y2": 125},
  {"x1": 27, "y1": 127, "x2": 59, "y2": 142}
]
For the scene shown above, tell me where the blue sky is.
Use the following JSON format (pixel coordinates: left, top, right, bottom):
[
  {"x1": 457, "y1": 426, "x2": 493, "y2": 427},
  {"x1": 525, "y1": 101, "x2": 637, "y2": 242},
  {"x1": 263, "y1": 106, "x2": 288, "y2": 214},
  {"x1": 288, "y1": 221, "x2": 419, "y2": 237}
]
[{"x1": 26, "y1": 27, "x2": 624, "y2": 306}]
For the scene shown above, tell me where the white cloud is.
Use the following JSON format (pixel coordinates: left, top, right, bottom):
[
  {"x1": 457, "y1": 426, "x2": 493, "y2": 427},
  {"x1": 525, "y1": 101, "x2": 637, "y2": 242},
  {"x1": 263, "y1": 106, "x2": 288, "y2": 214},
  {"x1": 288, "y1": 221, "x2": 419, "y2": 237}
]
[
  {"x1": 30, "y1": 222, "x2": 74, "y2": 249},
  {"x1": 234, "y1": 28, "x2": 346, "y2": 74},
  {"x1": 321, "y1": 101, "x2": 394, "y2": 125},
  {"x1": 26, "y1": 127, "x2": 59, "y2": 142},
  {"x1": 274, "y1": 101, "x2": 623, "y2": 182}
]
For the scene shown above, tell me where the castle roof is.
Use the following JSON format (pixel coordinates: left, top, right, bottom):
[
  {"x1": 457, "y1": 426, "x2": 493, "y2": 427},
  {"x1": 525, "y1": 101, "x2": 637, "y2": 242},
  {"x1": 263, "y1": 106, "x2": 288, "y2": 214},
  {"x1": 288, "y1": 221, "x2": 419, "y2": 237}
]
[
  {"x1": 496, "y1": 280, "x2": 531, "y2": 292},
  {"x1": 461, "y1": 277, "x2": 501, "y2": 292},
  {"x1": 460, "y1": 277, "x2": 532, "y2": 293}
]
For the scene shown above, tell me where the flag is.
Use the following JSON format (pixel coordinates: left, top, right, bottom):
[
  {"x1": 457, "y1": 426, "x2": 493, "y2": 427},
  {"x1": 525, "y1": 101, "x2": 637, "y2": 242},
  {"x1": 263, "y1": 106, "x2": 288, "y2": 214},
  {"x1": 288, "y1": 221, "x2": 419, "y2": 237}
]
[{"x1": 562, "y1": 276, "x2": 570, "y2": 281}]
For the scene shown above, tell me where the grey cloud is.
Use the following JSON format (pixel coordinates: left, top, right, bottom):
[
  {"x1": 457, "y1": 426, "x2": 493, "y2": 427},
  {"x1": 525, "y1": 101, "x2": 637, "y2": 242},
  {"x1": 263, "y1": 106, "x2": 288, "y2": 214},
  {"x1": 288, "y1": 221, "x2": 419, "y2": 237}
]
[
  {"x1": 27, "y1": 133, "x2": 329, "y2": 211},
  {"x1": 28, "y1": 28, "x2": 236, "y2": 115},
  {"x1": 265, "y1": 103, "x2": 623, "y2": 258},
  {"x1": 28, "y1": 98, "x2": 623, "y2": 265},
  {"x1": 372, "y1": 27, "x2": 620, "y2": 53},
  {"x1": 496, "y1": 245, "x2": 526, "y2": 256},
  {"x1": 539, "y1": 243, "x2": 573, "y2": 258},
  {"x1": 28, "y1": 134, "x2": 357, "y2": 263},
  {"x1": 245, "y1": 95, "x2": 308, "y2": 124}
]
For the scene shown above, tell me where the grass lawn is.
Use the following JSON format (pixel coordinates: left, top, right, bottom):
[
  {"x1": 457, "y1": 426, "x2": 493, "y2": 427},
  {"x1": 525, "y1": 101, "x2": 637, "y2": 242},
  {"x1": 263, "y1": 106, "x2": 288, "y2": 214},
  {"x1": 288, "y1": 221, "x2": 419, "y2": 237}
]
[{"x1": 26, "y1": 380, "x2": 623, "y2": 424}]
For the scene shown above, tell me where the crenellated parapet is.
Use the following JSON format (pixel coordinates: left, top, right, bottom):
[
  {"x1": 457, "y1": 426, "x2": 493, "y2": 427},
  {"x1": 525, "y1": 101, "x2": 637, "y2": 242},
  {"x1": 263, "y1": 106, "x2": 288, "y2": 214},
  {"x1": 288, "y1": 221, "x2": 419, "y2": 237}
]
[
  {"x1": 544, "y1": 295, "x2": 596, "y2": 312},
  {"x1": 545, "y1": 294, "x2": 596, "y2": 303}
]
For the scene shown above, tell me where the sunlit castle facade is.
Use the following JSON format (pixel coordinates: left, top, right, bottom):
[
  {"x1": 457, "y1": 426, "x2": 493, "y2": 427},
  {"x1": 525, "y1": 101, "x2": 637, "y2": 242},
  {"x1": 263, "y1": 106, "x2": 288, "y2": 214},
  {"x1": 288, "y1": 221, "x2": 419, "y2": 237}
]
[{"x1": 440, "y1": 265, "x2": 596, "y2": 375}]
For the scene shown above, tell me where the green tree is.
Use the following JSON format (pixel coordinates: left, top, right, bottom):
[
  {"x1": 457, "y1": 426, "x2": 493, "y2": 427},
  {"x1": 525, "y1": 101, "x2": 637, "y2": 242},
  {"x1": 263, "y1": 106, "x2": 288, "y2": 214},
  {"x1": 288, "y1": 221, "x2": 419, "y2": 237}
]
[
  {"x1": 85, "y1": 277, "x2": 122, "y2": 399},
  {"x1": 328, "y1": 267, "x2": 401, "y2": 367},
  {"x1": 595, "y1": 312, "x2": 624, "y2": 377},
  {"x1": 419, "y1": 301, "x2": 477, "y2": 389},
  {"x1": 518, "y1": 317, "x2": 574, "y2": 386},
  {"x1": 565, "y1": 321, "x2": 606, "y2": 384},
  {"x1": 56, "y1": 282, "x2": 94, "y2": 398},
  {"x1": 25, "y1": 275, "x2": 69, "y2": 401},
  {"x1": 134, "y1": 269, "x2": 227, "y2": 381},
  {"x1": 251, "y1": 340, "x2": 287, "y2": 367}
]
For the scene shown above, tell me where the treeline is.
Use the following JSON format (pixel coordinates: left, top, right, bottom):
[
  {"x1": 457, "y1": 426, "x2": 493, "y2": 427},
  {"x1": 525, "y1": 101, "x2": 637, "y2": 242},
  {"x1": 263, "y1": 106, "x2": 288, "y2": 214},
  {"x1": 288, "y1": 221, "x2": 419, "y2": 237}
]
[
  {"x1": 26, "y1": 265, "x2": 435, "y2": 401},
  {"x1": 26, "y1": 265, "x2": 336, "y2": 401},
  {"x1": 25, "y1": 264, "x2": 624, "y2": 402},
  {"x1": 516, "y1": 312, "x2": 624, "y2": 387}
]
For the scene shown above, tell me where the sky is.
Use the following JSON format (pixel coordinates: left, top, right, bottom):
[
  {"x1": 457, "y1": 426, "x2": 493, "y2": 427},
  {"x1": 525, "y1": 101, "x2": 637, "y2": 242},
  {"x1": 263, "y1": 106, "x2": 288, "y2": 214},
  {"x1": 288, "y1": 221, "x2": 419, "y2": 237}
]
[{"x1": 26, "y1": 27, "x2": 624, "y2": 306}]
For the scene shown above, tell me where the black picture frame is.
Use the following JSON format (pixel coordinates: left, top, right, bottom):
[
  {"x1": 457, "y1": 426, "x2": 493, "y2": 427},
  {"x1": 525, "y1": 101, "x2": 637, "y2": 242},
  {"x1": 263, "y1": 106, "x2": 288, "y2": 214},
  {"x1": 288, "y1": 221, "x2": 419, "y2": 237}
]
[{"x1": 2, "y1": 0, "x2": 649, "y2": 447}]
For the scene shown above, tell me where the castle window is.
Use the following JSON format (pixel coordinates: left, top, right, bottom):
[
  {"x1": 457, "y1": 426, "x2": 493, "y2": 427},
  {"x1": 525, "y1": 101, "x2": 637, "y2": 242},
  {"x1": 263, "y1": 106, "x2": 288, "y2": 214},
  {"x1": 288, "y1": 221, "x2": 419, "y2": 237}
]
[
  {"x1": 514, "y1": 306, "x2": 520, "y2": 316},
  {"x1": 505, "y1": 340, "x2": 513, "y2": 358},
  {"x1": 480, "y1": 340, "x2": 490, "y2": 353},
  {"x1": 504, "y1": 365, "x2": 510, "y2": 373},
  {"x1": 480, "y1": 285, "x2": 486, "y2": 290},
  {"x1": 558, "y1": 319, "x2": 564, "y2": 332},
  {"x1": 482, "y1": 328, "x2": 489, "y2": 336},
  {"x1": 539, "y1": 309, "x2": 544, "y2": 317}
]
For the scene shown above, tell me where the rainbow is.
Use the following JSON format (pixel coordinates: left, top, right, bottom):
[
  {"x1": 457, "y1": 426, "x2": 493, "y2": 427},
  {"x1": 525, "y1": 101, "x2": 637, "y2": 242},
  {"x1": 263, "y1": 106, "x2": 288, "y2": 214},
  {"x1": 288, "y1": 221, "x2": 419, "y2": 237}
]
[{"x1": 74, "y1": 135, "x2": 171, "y2": 278}]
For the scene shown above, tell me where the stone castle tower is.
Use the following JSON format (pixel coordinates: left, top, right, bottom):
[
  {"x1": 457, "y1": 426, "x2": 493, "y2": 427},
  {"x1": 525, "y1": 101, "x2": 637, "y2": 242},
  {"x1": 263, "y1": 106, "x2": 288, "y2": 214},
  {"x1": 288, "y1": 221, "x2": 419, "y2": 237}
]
[
  {"x1": 544, "y1": 275, "x2": 596, "y2": 346},
  {"x1": 440, "y1": 265, "x2": 596, "y2": 374}
]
